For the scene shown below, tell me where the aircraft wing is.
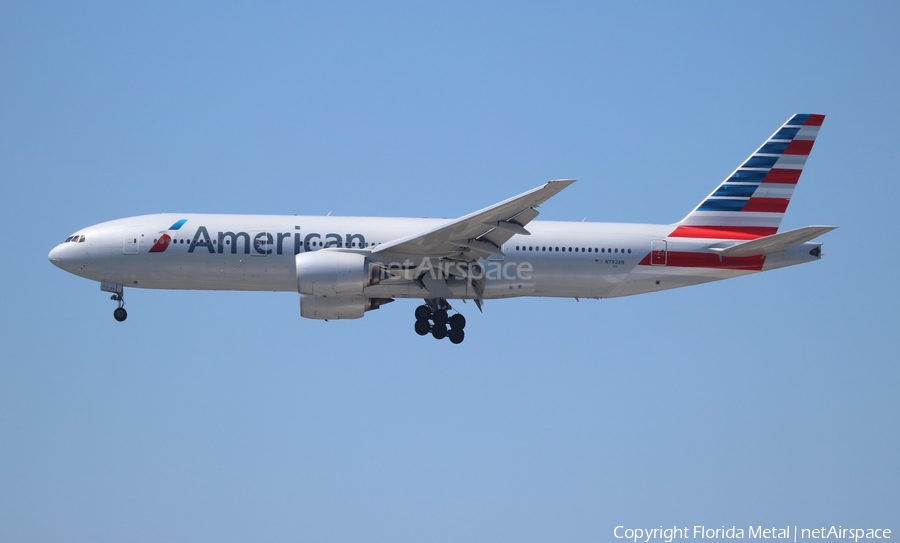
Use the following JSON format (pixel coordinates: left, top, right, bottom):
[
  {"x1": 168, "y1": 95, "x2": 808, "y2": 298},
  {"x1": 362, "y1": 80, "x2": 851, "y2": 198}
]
[
  {"x1": 372, "y1": 179, "x2": 576, "y2": 260},
  {"x1": 708, "y1": 225, "x2": 837, "y2": 257}
]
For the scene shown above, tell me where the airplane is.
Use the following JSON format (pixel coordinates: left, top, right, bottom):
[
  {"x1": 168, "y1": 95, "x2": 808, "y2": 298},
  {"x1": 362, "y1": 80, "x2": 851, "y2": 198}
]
[{"x1": 49, "y1": 114, "x2": 835, "y2": 344}]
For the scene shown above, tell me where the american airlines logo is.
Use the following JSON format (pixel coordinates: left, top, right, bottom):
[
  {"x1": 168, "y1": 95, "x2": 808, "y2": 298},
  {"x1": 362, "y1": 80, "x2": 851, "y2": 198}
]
[
  {"x1": 168, "y1": 225, "x2": 368, "y2": 255},
  {"x1": 148, "y1": 219, "x2": 188, "y2": 253}
]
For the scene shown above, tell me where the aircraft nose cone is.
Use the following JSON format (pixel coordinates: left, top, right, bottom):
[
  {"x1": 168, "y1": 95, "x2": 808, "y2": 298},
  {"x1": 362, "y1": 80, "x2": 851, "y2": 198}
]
[
  {"x1": 48, "y1": 244, "x2": 71, "y2": 270},
  {"x1": 48, "y1": 244, "x2": 62, "y2": 265}
]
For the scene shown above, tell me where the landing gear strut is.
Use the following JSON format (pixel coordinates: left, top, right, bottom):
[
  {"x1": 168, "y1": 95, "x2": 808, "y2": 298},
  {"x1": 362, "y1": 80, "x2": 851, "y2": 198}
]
[
  {"x1": 111, "y1": 293, "x2": 127, "y2": 322},
  {"x1": 102, "y1": 282, "x2": 128, "y2": 322},
  {"x1": 413, "y1": 299, "x2": 466, "y2": 344}
]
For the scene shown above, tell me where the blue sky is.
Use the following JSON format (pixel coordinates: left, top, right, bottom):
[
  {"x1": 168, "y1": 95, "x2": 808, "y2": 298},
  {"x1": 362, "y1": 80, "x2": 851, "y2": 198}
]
[{"x1": 1, "y1": 2, "x2": 898, "y2": 541}]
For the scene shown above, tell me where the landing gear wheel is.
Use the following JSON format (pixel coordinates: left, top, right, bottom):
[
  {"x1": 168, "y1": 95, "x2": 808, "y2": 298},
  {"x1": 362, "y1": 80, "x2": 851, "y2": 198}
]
[
  {"x1": 414, "y1": 319, "x2": 431, "y2": 336},
  {"x1": 431, "y1": 323, "x2": 448, "y2": 340},
  {"x1": 113, "y1": 307, "x2": 128, "y2": 322},
  {"x1": 448, "y1": 328, "x2": 465, "y2": 344},
  {"x1": 432, "y1": 309, "x2": 448, "y2": 325},
  {"x1": 414, "y1": 304, "x2": 432, "y2": 321},
  {"x1": 448, "y1": 313, "x2": 466, "y2": 330},
  {"x1": 414, "y1": 298, "x2": 465, "y2": 343}
]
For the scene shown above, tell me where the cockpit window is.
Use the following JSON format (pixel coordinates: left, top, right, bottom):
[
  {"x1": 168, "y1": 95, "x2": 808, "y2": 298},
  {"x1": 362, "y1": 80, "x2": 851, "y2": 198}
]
[
  {"x1": 64, "y1": 236, "x2": 74, "y2": 242},
  {"x1": 78, "y1": 235, "x2": 85, "y2": 243}
]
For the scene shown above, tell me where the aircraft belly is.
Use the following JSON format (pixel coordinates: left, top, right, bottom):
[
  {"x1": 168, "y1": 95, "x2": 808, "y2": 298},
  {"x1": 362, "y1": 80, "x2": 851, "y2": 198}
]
[
  {"x1": 105, "y1": 253, "x2": 297, "y2": 291},
  {"x1": 527, "y1": 257, "x2": 633, "y2": 298},
  {"x1": 605, "y1": 265, "x2": 755, "y2": 298}
]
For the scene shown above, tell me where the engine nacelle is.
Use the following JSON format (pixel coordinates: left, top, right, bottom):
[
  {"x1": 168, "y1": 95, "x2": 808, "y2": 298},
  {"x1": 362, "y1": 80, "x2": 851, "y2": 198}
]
[
  {"x1": 299, "y1": 294, "x2": 393, "y2": 320},
  {"x1": 295, "y1": 251, "x2": 379, "y2": 297}
]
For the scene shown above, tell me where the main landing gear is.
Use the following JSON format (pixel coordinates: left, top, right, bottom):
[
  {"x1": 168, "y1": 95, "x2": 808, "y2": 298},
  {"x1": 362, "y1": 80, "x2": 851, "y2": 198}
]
[{"x1": 414, "y1": 300, "x2": 466, "y2": 344}]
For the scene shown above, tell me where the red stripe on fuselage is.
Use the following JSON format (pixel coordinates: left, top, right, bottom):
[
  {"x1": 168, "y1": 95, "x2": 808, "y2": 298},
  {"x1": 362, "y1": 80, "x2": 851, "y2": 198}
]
[
  {"x1": 638, "y1": 251, "x2": 765, "y2": 271},
  {"x1": 668, "y1": 226, "x2": 777, "y2": 240},
  {"x1": 668, "y1": 252, "x2": 766, "y2": 270}
]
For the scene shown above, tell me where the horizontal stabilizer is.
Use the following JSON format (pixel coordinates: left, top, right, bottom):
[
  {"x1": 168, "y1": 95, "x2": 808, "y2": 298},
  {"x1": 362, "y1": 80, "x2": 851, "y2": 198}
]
[{"x1": 708, "y1": 225, "x2": 837, "y2": 257}]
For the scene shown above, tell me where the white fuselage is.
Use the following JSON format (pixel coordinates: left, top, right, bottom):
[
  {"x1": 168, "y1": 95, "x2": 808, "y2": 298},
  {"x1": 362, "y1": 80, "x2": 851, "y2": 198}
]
[{"x1": 48, "y1": 213, "x2": 822, "y2": 301}]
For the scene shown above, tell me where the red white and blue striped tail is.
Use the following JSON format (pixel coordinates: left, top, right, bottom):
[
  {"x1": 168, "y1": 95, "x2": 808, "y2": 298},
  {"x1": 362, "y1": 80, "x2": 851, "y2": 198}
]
[{"x1": 671, "y1": 113, "x2": 825, "y2": 240}]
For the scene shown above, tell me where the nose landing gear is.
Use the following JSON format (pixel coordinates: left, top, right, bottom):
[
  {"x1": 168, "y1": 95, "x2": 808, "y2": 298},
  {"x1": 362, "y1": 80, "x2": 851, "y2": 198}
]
[
  {"x1": 111, "y1": 293, "x2": 127, "y2": 322},
  {"x1": 413, "y1": 299, "x2": 466, "y2": 344},
  {"x1": 101, "y1": 281, "x2": 127, "y2": 322}
]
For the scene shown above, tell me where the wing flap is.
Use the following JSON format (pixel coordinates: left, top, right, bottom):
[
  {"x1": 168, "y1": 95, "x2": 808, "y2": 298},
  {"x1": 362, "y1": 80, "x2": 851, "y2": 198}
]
[{"x1": 420, "y1": 275, "x2": 454, "y2": 299}]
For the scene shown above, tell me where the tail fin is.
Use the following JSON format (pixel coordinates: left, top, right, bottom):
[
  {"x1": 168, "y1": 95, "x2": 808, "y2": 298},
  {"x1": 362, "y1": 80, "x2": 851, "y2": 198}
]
[{"x1": 671, "y1": 113, "x2": 825, "y2": 240}]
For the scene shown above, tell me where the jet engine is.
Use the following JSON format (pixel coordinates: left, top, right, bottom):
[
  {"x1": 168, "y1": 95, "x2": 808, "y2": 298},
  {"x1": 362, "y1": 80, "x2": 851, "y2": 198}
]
[
  {"x1": 295, "y1": 251, "x2": 381, "y2": 296},
  {"x1": 299, "y1": 294, "x2": 393, "y2": 320},
  {"x1": 295, "y1": 251, "x2": 391, "y2": 319}
]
